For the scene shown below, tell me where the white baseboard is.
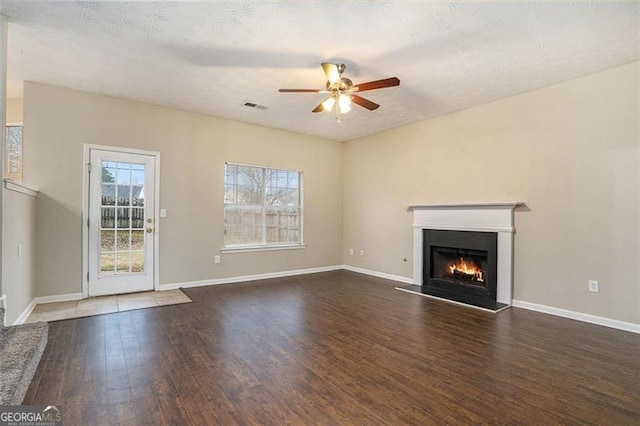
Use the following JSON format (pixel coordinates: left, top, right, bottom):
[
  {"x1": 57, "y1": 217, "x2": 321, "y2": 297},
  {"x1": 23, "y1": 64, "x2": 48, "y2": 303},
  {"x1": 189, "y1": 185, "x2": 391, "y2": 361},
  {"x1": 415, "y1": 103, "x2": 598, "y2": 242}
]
[
  {"x1": 34, "y1": 292, "x2": 84, "y2": 305},
  {"x1": 13, "y1": 270, "x2": 637, "y2": 335},
  {"x1": 158, "y1": 265, "x2": 343, "y2": 291},
  {"x1": 12, "y1": 292, "x2": 84, "y2": 325},
  {"x1": 343, "y1": 266, "x2": 640, "y2": 335},
  {"x1": 342, "y1": 265, "x2": 414, "y2": 285},
  {"x1": 512, "y1": 299, "x2": 640, "y2": 334},
  {"x1": 13, "y1": 299, "x2": 37, "y2": 325}
]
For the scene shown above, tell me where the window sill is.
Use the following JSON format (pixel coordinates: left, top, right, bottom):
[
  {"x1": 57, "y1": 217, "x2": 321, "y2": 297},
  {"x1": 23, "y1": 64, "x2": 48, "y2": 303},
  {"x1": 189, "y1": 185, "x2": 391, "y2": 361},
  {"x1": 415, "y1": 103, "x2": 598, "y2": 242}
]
[
  {"x1": 221, "y1": 244, "x2": 307, "y2": 254},
  {"x1": 4, "y1": 179, "x2": 38, "y2": 197}
]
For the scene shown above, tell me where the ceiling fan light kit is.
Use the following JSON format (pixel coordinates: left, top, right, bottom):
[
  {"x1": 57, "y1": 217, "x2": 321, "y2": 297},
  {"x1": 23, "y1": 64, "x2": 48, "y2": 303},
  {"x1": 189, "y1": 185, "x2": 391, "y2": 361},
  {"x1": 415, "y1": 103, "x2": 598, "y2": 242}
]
[
  {"x1": 279, "y1": 62, "x2": 400, "y2": 122},
  {"x1": 321, "y1": 96, "x2": 335, "y2": 112},
  {"x1": 338, "y1": 94, "x2": 352, "y2": 113}
]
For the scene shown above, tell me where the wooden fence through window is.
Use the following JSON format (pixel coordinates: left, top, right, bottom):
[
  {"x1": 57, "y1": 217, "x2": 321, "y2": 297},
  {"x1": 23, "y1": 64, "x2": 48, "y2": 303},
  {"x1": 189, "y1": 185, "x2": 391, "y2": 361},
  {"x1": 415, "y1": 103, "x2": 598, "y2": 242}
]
[{"x1": 101, "y1": 196, "x2": 145, "y2": 229}]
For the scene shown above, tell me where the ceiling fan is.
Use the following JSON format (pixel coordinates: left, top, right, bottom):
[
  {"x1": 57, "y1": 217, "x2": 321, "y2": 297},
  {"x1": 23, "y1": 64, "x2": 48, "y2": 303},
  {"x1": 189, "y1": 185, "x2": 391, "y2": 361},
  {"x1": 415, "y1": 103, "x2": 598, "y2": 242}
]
[{"x1": 279, "y1": 63, "x2": 400, "y2": 122}]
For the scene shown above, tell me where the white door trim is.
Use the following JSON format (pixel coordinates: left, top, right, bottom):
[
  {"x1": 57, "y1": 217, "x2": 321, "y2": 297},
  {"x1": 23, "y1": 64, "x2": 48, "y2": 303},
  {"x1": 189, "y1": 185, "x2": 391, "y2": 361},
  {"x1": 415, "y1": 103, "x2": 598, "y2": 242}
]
[{"x1": 82, "y1": 144, "x2": 161, "y2": 298}]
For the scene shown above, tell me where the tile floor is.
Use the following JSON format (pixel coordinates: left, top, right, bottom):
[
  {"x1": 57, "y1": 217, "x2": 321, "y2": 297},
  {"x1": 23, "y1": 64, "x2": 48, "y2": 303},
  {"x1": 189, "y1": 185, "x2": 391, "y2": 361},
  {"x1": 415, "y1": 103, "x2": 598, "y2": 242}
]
[{"x1": 25, "y1": 289, "x2": 192, "y2": 323}]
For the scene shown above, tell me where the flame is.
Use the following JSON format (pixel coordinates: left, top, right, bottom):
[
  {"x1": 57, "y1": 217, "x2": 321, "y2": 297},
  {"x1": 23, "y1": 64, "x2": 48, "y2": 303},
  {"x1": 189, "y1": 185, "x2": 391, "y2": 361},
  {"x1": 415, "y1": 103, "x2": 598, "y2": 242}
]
[{"x1": 448, "y1": 257, "x2": 484, "y2": 282}]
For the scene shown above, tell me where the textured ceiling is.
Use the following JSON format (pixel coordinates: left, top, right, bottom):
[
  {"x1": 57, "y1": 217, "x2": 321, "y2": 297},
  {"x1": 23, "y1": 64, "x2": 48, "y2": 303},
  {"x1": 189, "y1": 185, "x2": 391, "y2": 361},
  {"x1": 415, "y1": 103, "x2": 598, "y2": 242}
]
[{"x1": 1, "y1": 1, "x2": 638, "y2": 142}]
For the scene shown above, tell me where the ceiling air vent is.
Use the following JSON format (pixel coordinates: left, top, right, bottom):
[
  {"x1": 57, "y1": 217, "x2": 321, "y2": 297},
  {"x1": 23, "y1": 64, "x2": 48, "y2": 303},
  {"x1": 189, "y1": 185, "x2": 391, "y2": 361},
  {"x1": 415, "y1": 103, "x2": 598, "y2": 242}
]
[{"x1": 244, "y1": 102, "x2": 268, "y2": 110}]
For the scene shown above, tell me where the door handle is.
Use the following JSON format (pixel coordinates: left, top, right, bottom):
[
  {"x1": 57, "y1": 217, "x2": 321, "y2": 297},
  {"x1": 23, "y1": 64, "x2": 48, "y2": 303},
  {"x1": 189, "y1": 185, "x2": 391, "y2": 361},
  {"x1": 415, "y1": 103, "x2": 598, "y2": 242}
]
[{"x1": 146, "y1": 228, "x2": 154, "y2": 233}]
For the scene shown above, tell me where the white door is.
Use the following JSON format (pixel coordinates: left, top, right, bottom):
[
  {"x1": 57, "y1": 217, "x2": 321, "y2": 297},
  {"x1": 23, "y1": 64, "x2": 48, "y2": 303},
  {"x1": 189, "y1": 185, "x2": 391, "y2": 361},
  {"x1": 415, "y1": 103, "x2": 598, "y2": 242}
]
[{"x1": 88, "y1": 149, "x2": 157, "y2": 296}]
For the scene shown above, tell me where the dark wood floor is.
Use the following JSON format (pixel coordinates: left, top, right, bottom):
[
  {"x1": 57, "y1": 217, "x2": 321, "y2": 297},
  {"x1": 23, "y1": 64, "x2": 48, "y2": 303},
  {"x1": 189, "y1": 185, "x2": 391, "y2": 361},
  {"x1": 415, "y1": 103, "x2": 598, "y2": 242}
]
[{"x1": 24, "y1": 270, "x2": 640, "y2": 425}]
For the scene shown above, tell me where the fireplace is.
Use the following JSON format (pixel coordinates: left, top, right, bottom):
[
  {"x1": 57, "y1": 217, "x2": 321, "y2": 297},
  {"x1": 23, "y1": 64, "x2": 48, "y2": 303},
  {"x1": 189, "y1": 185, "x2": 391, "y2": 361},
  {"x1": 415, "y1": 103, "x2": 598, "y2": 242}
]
[
  {"x1": 398, "y1": 202, "x2": 522, "y2": 312},
  {"x1": 423, "y1": 229, "x2": 497, "y2": 302}
]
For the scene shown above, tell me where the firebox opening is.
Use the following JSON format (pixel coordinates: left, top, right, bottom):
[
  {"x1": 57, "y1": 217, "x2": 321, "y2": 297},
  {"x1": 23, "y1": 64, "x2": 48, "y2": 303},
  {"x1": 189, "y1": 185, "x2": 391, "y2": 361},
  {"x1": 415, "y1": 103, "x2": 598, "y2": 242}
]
[
  {"x1": 431, "y1": 246, "x2": 488, "y2": 289},
  {"x1": 422, "y1": 229, "x2": 498, "y2": 303}
]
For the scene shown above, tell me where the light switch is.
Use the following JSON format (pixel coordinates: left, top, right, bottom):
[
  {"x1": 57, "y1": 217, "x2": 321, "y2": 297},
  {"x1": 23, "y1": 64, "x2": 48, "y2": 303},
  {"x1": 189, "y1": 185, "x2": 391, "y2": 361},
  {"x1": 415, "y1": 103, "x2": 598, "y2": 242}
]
[{"x1": 160, "y1": 209, "x2": 167, "y2": 217}]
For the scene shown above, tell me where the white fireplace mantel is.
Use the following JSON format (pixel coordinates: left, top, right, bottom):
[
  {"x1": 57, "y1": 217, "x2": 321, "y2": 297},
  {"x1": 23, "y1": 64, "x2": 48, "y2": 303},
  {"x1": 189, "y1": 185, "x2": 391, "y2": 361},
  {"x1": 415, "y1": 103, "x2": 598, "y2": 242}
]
[{"x1": 410, "y1": 202, "x2": 523, "y2": 305}]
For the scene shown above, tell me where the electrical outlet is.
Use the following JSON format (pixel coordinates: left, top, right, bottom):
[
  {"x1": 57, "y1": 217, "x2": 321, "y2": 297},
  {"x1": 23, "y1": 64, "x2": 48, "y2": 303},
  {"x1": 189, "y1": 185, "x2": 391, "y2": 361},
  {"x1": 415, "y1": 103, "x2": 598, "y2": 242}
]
[
  {"x1": 349, "y1": 248, "x2": 354, "y2": 256},
  {"x1": 588, "y1": 280, "x2": 599, "y2": 293},
  {"x1": 359, "y1": 250, "x2": 364, "y2": 257},
  {"x1": 214, "y1": 255, "x2": 221, "y2": 264}
]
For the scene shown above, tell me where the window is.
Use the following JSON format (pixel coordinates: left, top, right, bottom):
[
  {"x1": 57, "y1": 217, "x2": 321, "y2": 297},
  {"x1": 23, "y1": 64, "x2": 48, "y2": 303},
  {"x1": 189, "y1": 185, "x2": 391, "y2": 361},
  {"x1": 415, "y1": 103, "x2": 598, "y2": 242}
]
[
  {"x1": 224, "y1": 163, "x2": 302, "y2": 249},
  {"x1": 5, "y1": 126, "x2": 22, "y2": 182}
]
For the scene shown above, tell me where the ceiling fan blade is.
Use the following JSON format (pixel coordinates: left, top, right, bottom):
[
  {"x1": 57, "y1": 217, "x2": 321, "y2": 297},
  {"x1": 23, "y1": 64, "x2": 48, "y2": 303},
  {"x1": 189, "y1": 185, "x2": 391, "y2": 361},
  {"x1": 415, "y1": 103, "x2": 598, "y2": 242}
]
[
  {"x1": 279, "y1": 89, "x2": 323, "y2": 93},
  {"x1": 312, "y1": 96, "x2": 333, "y2": 113},
  {"x1": 354, "y1": 77, "x2": 400, "y2": 92},
  {"x1": 312, "y1": 103, "x2": 325, "y2": 113},
  {"x1": 351, "y1": 95, "x2": 380, "y2": 111},
  {"x1": 321, "y1": 63, "x2": 341, "y2": 85}
]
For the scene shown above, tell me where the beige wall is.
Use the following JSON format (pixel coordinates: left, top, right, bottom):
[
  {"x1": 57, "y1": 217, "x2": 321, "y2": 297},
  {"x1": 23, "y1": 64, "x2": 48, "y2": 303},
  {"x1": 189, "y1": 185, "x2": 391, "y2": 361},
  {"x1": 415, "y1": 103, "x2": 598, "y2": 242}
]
[
  {"x1": 2, "y1": 189, "x2": 36, "y2": 324},
  {"x1": 23, "y1": 82, "x2": 343, "y2": 296},
  {"x1": 343, "y1": 61, "x2": 639, "y2": 324},
  {"x1": 19, "y1": 62, "x2": 640, "y2": 326},
  {"x1": 7, "y1": 97, "x2": 23, "y2": 124}
]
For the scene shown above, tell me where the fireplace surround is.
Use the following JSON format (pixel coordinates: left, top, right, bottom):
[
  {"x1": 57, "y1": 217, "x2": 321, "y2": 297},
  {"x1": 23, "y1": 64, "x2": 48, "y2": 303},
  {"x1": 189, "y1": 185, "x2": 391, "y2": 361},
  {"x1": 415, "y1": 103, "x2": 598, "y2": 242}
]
[{"x1": 399, "y1": 202, "x2": 522, "y2": 312}]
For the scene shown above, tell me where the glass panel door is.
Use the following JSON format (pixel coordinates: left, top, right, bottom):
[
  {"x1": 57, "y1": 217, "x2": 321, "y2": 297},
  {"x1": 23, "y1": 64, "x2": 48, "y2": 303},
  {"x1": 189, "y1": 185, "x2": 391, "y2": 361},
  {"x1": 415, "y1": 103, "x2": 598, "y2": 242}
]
[{"x1": 88, "y1": 149, "x2": 156, "y2": 296}]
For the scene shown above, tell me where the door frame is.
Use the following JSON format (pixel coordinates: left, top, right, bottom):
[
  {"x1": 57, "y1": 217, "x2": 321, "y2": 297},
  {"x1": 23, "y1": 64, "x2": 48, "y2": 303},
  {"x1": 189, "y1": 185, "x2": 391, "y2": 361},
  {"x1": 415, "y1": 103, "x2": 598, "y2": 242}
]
[{"x1": 82, "y1": 144, "x2": 161, "y2": 298}]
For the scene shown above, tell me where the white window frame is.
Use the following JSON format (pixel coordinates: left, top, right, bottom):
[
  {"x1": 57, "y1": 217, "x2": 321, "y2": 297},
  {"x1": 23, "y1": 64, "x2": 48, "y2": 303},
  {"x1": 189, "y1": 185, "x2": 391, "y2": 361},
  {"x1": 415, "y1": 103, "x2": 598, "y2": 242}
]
[{"x1": 221, "y1": 162, "x2": 305, "y2": 253}]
